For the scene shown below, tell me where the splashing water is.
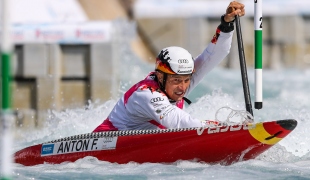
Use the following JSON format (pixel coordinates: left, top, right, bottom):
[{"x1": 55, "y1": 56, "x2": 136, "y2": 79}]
[
  {"x1": 9, "y1": 67, "x2": 310, "y2": 180},
  {"x1": 4, "y1": 20, "x2": 310, "y2": 179}
]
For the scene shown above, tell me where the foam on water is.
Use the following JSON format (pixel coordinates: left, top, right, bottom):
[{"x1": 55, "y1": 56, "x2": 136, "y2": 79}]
[
  {"x1": 5, "y1": 20, "x2": 310, "y2": 178},
  {"x1": 8, "y1": 65, "x2": 310, "y2": 179},
  {"x1": 13, "y1": 99, "x2": 117, "y2": 152}
]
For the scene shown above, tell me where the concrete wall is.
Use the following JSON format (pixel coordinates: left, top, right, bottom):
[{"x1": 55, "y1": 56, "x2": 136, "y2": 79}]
[
  {"x1": 137, "y1": 15, "x2": 310, "y2": 69},
  {"x1": 11, "y1": 15, "x2": 310, "y2": 130},
  {"x1": 11, "y1": 43, "x2": 115, "y2": 129}
]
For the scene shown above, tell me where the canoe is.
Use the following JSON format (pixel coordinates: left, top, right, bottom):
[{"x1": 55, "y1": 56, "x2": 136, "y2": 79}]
[{"x1": 14, "y1": 119, "x2": 297, "y2": 166}]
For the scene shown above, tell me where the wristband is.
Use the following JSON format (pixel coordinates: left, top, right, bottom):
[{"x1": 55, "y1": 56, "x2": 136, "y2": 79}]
[{"x1": 218, "y1": 14, "x2": 235, "y2": 33}]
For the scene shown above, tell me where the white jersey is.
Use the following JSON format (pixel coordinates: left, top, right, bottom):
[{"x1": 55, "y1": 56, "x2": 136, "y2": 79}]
[{"x1": 93, "y1": 29, "x2": 233, "y2": 132}]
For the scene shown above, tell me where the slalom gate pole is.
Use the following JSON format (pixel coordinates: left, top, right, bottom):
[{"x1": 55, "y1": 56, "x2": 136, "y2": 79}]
[
  {"x1": 1, "y1": 0, "x2": 14, "y2": 179},
  {"x1": 235, "y1": 15, "x2": 254, "y2": 117},
  {"x1": 254, "y1": 0, "x2": 263, "y2": 109}
]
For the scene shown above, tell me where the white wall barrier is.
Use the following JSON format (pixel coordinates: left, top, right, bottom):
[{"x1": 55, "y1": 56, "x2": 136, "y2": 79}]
[{"x1": 10, "y1": 22, "x2": 112, "y2": 44}]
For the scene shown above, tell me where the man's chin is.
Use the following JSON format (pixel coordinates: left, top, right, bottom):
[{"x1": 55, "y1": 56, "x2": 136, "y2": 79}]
[{"x1": 172, "y1": 96, "x2": 184, "y2": 102}]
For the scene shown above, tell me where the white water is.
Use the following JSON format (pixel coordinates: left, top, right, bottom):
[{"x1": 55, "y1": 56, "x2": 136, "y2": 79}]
[
  {"x1": 3, "y1": 20, "x2": 310, "y2": 179},
  {"x1": 7, "y1": 66, "x2": 310, "y2": 180}
]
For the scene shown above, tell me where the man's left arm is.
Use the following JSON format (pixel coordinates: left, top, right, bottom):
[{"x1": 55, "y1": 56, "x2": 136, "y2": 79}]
[{"x1": 186, "y1": 1, "x2": 245, "y2": 95}]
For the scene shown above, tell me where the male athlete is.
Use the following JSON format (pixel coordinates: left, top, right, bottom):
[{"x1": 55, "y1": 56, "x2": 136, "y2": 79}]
[{"x1": 93, "y1": 1, "x2": 245, "y2": 132}]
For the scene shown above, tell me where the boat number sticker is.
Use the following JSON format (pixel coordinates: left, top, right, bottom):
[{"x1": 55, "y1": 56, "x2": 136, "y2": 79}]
[{"x1": 41, "y1": 137, "x2": 117, "y2": 156}]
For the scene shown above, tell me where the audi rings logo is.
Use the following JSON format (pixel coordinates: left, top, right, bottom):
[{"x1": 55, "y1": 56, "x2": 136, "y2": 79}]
[
  {"x1": 150, "y1": 97, "x2": 164, "y2": 103},
  {"x1": 178, "y1": 59, "x2": 189, "y2": 63}
]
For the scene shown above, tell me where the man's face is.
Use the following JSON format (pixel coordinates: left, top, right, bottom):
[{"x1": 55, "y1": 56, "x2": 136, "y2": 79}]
[{"x1": 157, "y1": 72, "x2": 191, "y2": 101}]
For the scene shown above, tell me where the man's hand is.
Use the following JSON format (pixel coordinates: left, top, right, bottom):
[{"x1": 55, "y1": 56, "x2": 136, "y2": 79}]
[{"x1": 224, "y1": 1, "x2": 245, "y2": 22}]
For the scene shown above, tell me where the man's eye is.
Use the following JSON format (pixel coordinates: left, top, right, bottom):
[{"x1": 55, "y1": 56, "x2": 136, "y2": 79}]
[{"x1": 170, "y1": 78, "x2": 179, "y2": 83}]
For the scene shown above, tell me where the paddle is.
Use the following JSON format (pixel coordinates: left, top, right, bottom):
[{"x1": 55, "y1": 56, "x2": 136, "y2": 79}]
[{"x1": 235, "y1": 15, "x2": 254, "y2": 117}]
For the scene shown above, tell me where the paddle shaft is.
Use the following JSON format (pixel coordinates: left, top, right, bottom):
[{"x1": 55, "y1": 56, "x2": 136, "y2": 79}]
[{"x1": 235, "y1": 15, "x2": 254, "y2": 117}]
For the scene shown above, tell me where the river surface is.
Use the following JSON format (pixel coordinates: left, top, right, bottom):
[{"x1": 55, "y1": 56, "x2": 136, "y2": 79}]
[{"x1": 8, "y1": 63, "x2": 310, "y2": 179}]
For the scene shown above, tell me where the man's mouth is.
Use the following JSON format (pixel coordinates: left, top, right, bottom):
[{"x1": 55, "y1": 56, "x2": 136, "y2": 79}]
[{"x1": 175, "y1": 92, "x2": 184, "y2": 96}]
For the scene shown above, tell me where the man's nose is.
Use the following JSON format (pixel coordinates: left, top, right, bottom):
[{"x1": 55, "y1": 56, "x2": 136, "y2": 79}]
[{"x1": 178, "y1": 80, "x2": 187, "y2": 90}]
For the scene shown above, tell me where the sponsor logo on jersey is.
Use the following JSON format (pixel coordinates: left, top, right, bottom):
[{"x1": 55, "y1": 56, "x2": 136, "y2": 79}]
[
  {"x1": 159, "y1": 106, "x2": 174, "y2": 119},
  {"x1": 155, "y1": 105, "x2": 170, "y2": 114},
  {"x1": 150, "y1": 97, "x2": 164, "y2": 103},
  {"x1": 149, "y1": 75, "x2": 155, "y2": 80},
  {"x1": 152, "y1": 103, "x2": 163, "y2": 108}
]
